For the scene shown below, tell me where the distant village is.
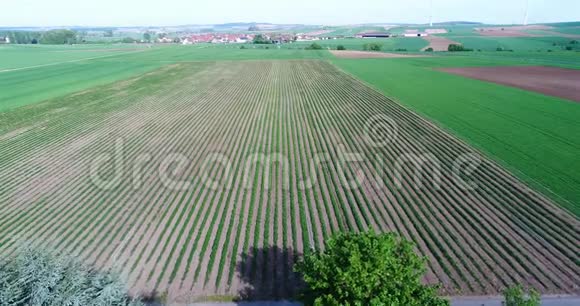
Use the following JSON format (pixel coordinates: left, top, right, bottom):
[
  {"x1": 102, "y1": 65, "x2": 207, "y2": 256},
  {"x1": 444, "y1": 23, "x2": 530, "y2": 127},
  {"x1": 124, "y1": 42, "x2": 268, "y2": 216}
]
[
  {"x1": 180, "y1": 33, "x2": 335, "y2": 45},
  {"x1": 176, "y1": 31, "x2": 435, "y2": 45},
  {"x1": 0, "y1": 27, "x2": 446, "y2": 45}
]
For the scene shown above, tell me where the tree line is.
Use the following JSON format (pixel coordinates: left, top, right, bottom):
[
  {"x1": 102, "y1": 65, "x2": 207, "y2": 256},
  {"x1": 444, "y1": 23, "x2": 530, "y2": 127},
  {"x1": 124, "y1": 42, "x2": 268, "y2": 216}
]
[{"x1": 0, "y1": 29, "x2": 78, "y2": 44}]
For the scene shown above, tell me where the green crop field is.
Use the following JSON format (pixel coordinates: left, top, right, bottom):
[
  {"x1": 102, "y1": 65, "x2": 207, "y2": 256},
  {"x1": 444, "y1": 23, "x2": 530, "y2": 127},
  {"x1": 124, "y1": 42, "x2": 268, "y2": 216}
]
[
  {"x1": 0, "y1": 45, "x2": 331, "y2": 111},
  {"x1": 0, "y1": 44, "x2": 147, "y2": 70},
  {"x1": 285, "y1": 37, "x2": 429, "y2": 51},
  {"x1": 453, "y1": 36, "x2": 576, "y2": 51},
  {"x1": 0, "y1": 40, "x2": 579, "y2": 303}
]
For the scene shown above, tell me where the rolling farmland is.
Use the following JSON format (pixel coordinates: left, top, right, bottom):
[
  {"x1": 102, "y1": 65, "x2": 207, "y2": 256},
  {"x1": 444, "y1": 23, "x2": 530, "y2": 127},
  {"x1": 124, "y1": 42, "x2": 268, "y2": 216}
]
[{"x1": 0, "y1": 59, "x2": 578, "y2": 302}]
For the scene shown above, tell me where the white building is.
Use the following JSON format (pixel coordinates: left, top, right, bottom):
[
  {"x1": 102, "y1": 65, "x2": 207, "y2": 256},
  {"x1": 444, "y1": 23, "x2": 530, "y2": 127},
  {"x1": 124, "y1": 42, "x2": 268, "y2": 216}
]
[{"x1": 403, "y1": 33, "x2": 429, "y2": 37}]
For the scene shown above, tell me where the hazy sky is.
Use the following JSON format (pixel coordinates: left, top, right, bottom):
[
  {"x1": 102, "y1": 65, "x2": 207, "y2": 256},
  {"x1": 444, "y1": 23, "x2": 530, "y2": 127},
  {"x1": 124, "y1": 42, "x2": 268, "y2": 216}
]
[{"x1": 2, "y1": 0, "x2": 579, "y2": 27}]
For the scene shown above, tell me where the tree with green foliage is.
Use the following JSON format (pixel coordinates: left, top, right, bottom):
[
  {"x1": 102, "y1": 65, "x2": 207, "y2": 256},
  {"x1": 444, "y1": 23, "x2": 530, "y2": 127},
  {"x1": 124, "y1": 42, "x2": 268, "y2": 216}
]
[
  {"x1": 0, "y1": 31, "x2": 41, "y2": 44},
  {"x1": 0, "y1": 247, "x2": 142, "y2": 306},
  {"x1": 121, "y1": 37, "x2": 137, "y2": 43},
  {"x1": 363, "y1": 43, "x2": 382, "y2": 51},
  {"x1": 253, "y1": 34, "x2": 271, "y2": 44},
  {"x1": 40, "y1": 29, "x2": 77, "y2": 44},
  {"x1": 425, "y1": 47, "x2": 434, "y2": 52},
  {"x1": 306, "y1": 43, "x2": 323, "y2": 50},
  {"x1": 143, "y1": 32, "x2": 151, "y2": 42},
  {"x1": 448, "y1": 44, "x2": 472, "y2": 52},
  {"x1": 502, "y1": 285, "x2": 540, "y2": 306},
  {"x1": 294, "y1": 231, "x2": 448, "y2": 306},
  {"x1": 336, "y1": 45, "x2": 346, "y2": 50}
]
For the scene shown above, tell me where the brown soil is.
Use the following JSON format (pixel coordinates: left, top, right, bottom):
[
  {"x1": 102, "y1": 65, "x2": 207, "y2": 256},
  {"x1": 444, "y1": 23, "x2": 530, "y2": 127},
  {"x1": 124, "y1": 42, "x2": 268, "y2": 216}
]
[
  {"x1": 422, "y1": 36, "x2": 460, "y2": 51},
  {"x1": 439, "y1": 66, "x2": 580, "y2": 102},
  {"x1": 330, "y1": 50, "x2": 427, "y2": 59}
]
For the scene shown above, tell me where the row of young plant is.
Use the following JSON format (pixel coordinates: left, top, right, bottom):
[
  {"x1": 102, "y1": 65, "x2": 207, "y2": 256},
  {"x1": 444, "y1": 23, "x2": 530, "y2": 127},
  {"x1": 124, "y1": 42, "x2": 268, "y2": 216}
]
[
  {"x1": 139, "y1": 63, "x2": 273, "y2": 293},
  {"x1": 335, "y1": 65, "x2": 579, "y2": 293},
  {"x1": 0, "y1": 66, "x2": 197, "y2": 258},
  {"x1": 294, "y1": 61, "x2": 580, "y2": 294}
]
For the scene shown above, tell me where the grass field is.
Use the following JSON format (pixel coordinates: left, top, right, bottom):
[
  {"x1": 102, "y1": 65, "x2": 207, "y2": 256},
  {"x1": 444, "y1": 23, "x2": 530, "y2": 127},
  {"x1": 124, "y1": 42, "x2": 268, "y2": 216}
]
[
  {"x1": 0, "y1": 41, "x2": 579, "y2": 302},
  {"x1": 453, "y1": 36, "x2": 577, "y2": 51},
  {"x1": 0, "y1": 44, "x2": 147, "y2": 70},
  {"x1": 0, "y1": 45, "x2": 330, "y2": 111}
]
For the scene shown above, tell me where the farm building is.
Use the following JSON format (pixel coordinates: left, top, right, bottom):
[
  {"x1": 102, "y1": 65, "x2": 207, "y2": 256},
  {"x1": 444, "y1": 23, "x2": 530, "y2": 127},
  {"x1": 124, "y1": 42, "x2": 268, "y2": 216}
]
[
  {"x1": 295, "y1": 35, "x2": 319, "y2": 41},
  {"x1": 356, "y1": 33, "x2": 391, "y2": 38},
  {"x1": 0, "y1": 36, "x2": 10, "y2": 43},
  {"x1": 404, "y1": 33, "x2": 429, "y2": 37}
]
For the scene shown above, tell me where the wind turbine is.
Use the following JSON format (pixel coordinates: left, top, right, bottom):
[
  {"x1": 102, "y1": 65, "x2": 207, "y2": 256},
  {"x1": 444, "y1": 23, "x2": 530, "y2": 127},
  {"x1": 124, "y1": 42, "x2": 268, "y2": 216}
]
[{"x1": 523, "y1": 0, "x2": 530, "y2": 25}]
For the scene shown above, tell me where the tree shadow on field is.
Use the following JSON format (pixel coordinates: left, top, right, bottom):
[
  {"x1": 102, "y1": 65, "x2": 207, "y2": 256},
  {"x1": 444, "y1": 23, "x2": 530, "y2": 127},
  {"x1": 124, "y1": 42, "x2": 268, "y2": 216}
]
[{"x1": 234, "y1": 246, "x2": 304, "y2": 302}]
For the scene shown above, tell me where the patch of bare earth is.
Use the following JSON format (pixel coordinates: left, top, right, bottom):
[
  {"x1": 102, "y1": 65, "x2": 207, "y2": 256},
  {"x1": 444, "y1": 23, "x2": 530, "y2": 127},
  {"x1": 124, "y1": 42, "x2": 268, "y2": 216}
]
[
  {"x1": 422, "y1": 36, "x2": 460, "y2": 51},
  {"x1": 330, "y1": 50, "x2": 427, "y2": 59},
  {"x1": 439, "y1": 66, "x2": 580, "y2": 102}
]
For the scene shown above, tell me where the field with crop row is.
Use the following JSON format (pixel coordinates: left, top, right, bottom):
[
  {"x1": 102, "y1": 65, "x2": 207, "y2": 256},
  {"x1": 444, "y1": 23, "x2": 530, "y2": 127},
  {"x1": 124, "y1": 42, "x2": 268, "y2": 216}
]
[
  {"x1": 334, "y1": 56, "x2": 580, "y2": 214},
  {"x1": 0, "y1": 60, "x2": 578, "y2": 302}
]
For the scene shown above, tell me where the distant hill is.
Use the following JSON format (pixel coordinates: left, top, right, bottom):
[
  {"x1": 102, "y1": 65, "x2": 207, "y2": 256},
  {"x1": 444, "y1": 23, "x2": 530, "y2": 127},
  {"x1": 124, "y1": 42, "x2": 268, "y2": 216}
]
[{"x1": 433, "y1": 21, "x2": 483, "y2": 26}]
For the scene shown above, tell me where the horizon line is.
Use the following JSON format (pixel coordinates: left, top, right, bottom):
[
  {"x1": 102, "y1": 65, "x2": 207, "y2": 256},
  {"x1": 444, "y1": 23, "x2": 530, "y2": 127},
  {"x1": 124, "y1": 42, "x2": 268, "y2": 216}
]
[{"x1": 1, "y1": 19, "x2": 579, "y2": 29}]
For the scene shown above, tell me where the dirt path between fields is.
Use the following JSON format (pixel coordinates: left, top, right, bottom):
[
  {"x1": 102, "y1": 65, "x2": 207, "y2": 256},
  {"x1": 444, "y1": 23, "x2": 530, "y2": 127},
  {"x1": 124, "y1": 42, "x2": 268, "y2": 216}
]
[{"x1": 422, "y1": 36, "x2": 460, "y2": 51}]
